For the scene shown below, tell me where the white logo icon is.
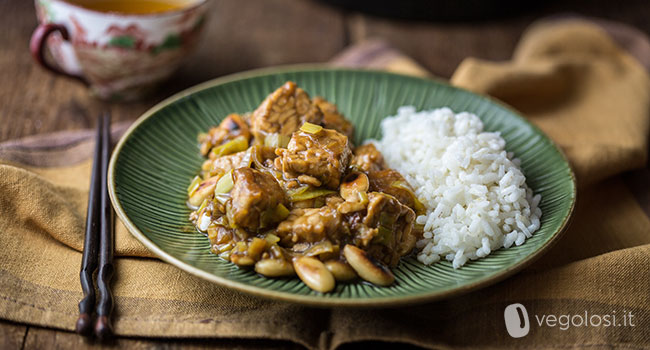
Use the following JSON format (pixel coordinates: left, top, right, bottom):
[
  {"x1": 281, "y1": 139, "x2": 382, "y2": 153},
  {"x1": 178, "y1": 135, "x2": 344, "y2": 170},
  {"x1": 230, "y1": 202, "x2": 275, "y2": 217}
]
[{"x1": 504, "y1": 303, "x2": 530, "y2": 338}]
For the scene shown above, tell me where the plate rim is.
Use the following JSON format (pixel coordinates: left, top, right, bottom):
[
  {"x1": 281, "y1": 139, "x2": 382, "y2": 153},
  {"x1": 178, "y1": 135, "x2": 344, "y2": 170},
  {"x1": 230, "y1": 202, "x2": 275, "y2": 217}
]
[{"x1": 108, "y1": 65, "x2": 577, "y2": 307}]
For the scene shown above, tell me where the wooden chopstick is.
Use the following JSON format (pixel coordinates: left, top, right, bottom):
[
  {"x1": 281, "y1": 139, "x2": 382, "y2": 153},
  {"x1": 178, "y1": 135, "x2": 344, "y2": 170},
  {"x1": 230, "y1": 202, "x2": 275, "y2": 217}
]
[
  {"x1": 75, "y1": 112, "x2": 115, "y2": 340},
  {"x1": 75, "y1": 114, "x2": 103, "y2": 335},
  {"x1": 95, "y1": 112, "x2": 114, "y2": 339}
]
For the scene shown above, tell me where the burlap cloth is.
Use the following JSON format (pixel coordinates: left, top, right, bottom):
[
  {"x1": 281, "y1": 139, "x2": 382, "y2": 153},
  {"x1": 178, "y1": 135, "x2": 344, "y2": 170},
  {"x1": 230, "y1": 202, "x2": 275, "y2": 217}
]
[{"x1": 1, "y1": 18, "x2": 649, "y2": 349}]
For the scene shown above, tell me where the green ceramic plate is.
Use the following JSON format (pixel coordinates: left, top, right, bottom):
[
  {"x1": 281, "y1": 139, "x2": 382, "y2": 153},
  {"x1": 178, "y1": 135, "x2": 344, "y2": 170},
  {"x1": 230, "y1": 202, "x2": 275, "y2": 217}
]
[{"x1": 108, "y1": 67, "x2": 576, "y2": 307}]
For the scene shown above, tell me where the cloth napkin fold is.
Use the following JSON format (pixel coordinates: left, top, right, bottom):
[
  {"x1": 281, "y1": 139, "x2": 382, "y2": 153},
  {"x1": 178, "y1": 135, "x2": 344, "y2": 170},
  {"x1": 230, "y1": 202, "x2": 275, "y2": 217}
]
[
  {"x1": 451, "y1": 20, "x2": 650, "y2": 187},
  {"x1": 1, "y1": 18, "x2": 649, "y2": 349}
]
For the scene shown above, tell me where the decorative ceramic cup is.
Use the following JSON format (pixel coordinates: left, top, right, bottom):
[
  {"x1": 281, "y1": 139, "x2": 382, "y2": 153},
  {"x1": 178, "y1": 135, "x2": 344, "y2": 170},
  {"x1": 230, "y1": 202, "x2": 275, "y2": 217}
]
[{"x1": 31, "y1": 0, "x2": 208, "y2": 100}]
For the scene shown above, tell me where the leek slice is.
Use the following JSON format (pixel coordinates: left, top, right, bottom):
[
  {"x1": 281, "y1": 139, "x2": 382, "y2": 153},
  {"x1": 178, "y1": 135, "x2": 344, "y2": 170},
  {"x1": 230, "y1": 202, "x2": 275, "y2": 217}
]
[
  {"x1": 215, "y1": 170, "x2": 234, "y2": 194},
  {"x1": 211, "y1": 135, "x2": 248, "y2": 158},
  {"x1": 187, "y1": 175, "x2": 201, "y2": 196},
  {"x1": 289, "y1": 187, "x2": 335, "y2": 202},
  {"x1": 300, "y1": 122, "x2": 322, "y2": 134}
]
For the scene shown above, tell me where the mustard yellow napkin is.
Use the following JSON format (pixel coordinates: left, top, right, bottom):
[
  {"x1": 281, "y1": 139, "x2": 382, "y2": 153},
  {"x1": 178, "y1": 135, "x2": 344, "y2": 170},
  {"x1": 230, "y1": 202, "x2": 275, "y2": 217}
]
[
  {"x1": 1, "y1": 18, "x2": 649, "y2": 349},
  {"x1": 452, "y1": 21, "x2": 650, "y2": 187}
]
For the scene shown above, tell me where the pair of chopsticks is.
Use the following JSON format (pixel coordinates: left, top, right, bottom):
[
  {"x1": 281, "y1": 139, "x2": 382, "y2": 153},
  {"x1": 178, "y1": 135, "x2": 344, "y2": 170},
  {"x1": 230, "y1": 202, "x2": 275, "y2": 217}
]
[{"x1": 75, "y1": 112, "x2": 115, "y2": 340}]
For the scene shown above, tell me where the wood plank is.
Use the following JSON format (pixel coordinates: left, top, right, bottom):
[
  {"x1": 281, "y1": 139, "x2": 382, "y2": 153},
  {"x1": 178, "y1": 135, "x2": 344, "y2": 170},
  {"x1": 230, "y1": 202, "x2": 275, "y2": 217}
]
[
  {"x1": 0, "y1": 320, "x2": 27, "y2": 349},
  {"x1": 22, "y1": 326, "x2": 306, "y2": 350},
  {"x1": 19, "y1": 327, "x2": 418, "y2": 350},
  {"x1": 346, "y1": 13, "x2": 527, "y2": 79},
  {"x1": 0, "y1": 0, "x2": 346, "y2": 143},
  {"x1": 346, "y1": 0, "x2": 650, "y2": 79}
]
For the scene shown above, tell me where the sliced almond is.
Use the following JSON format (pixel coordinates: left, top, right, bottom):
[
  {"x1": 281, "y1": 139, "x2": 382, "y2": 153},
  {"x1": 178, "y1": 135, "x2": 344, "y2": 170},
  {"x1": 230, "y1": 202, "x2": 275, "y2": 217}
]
[
  {"x1": 343, "y1": 244, "x2": 395, "y2": 286},
  {"x1": 293, "y1": 256, "x2": 335, "y2": 293},
  {"x1": 255, "y1": 259, "x2": 295, "y2": 277},
  {"x1": 230, "y1": 255, "x2": 255, "y2": 266},
  {"x1": 324, "y1": 260, "x2": 357, "y2": 282}
]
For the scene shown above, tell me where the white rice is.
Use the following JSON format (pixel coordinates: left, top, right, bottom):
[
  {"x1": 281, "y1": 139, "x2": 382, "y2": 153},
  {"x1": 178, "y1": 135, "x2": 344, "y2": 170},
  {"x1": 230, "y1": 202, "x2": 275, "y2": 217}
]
[{"x1": 372, "y1": 107, "x2": 542, "y2": 268}]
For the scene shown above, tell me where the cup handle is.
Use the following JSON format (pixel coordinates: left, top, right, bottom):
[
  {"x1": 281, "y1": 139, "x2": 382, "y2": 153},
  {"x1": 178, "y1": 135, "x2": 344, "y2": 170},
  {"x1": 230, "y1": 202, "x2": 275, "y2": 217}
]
[{"x1": 30, "y1": 23, "x2": 89, "y2": 85}]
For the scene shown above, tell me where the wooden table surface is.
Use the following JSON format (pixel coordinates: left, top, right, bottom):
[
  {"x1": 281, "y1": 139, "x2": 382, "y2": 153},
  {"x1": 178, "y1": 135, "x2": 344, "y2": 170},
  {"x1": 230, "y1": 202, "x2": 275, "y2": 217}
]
[{"x1": 1, "y1": 0, "x2": 649, "y2": 348}]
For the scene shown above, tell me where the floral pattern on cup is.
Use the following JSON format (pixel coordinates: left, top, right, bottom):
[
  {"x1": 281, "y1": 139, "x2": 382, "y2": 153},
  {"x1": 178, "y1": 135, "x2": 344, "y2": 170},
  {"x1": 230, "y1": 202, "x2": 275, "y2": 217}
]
[{"x1": 32, "y1": 0, "x2": 208, "y2": 100}]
